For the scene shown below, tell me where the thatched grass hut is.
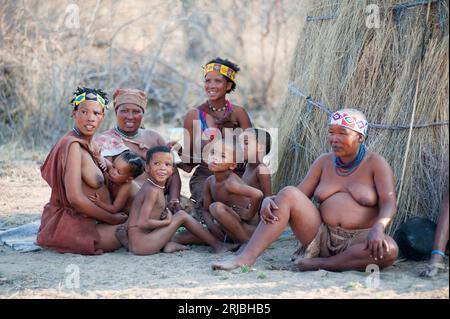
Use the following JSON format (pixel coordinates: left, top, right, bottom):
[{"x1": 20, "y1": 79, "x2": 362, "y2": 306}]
[{"x1": 274, "y1": 0, "x2": 449, "y2": 234}]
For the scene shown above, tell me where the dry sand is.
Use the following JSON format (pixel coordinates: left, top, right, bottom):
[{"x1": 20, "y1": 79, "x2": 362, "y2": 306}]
[{"x1": 0, "y1": 161, "x2": 448, "y2": 299}]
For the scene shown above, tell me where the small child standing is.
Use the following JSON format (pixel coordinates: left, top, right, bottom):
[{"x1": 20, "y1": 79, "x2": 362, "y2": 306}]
[
  {"x1": 127, "y1": 146, "x2": 238, "y2": 255},
  {"x1": 89, "y1": 150, "x2": 144, "y2": 215},
  {"x1": 202, "y1": 139, "x2": 264, "y2": 244},
  {"x1": 240, "y1": 128, "x2": 272, "y2": 197}
]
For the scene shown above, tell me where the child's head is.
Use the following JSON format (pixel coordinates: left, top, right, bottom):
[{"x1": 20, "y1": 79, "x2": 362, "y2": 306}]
[
  {"x1": 146, "y1": 146, "x2": 174, "y2": 184},
  {"x1": 109, "y1": 150, "x2": 145, "y2": 184},
  {"x1": 208, "y1": 138, "x2": 243, "y2": 173},
  {"x1": 239, "y1": 128, "x2": 271, "y2": 163}
]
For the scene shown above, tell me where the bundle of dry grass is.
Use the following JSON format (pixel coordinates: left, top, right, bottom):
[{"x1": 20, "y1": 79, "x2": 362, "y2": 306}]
[
  {"x1": 274, "y1": 0, "x2": 449, "y2": 233},
  {"x1": 0, "y1": 0, "x2": 301, "y2": 149}
]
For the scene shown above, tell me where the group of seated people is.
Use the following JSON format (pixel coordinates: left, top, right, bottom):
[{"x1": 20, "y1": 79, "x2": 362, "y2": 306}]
[{"x1": 36, "y1": 57, "x2": 448, "y2": 276}]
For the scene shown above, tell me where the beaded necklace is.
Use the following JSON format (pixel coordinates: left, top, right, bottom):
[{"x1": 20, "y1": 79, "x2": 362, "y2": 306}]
[
  {"x1": 115, "y1": 125, "x2": 140, "y2": 139},
  {"x1": 207, "y1": 99, "x2": 230, "y2": 112},
  {"x1": 334, "y1": 144, "x2": 366, "y2": 176},
  {"x1": 147, "y1": 178, "x2": 165, "y2": 190}
]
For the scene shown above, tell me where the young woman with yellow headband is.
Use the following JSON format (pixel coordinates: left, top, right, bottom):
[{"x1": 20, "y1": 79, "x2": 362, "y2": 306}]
[
  {"x1": 179, "y1": 58, "x2": 252, "y2": 237},
  {"x1": 37, "y1": 87, "x2": 128, "y2": 255}
]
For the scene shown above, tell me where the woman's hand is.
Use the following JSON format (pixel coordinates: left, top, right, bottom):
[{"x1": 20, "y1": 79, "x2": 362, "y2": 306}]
[
  {"x1": 167, "y1": 140, "x2": 182, "y2": 155},
  {"x1": 260, "y1": 197, "x2": 279, "y2": 224},
  {"x1": 365, "y1": 223, "x2": 389, "y2": 261}
]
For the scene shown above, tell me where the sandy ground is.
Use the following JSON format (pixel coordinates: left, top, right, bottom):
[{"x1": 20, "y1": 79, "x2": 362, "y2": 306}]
[{"x1": 0, "y1": 160, "x2": 448, "y2": 299}]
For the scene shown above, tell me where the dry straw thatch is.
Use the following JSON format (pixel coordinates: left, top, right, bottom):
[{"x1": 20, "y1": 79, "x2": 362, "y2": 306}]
[{"x1": 274, "y1": 0, "x2": 449, "y2": 234}]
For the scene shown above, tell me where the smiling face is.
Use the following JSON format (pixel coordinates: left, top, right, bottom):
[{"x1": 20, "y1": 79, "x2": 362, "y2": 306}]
[
  {"x1": 327, "y1": 125, "x2": 363, "y2": 159},
  {"x1": 204, "y1": 71, "x2": 232, "y2": 101},
  {"x1": 115, "y1": 103, "x2": 144, "y2": 134},
  {"x1": 145, "y1": 152, "x2": 174, "y2": 184},
  {"x1": 72, "y1": 100, "x2": 104, "y2": 137},
  {"x1": 108, "y1": 156, "x2": 133, "y2": 184},
  {"x1": 207, "y1": 141, "x2": 237, "y2": 172}
]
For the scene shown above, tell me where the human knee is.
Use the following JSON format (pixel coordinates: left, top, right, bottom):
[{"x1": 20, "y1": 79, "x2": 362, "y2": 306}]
[
  {"x1": 173, "y1": 210, "x2": 189, "y2": 221},
  {"x1": 278, "y1": 186, "x2": 303, "y2": 202},
  {"x1": 385, "y1": 237, "x2": 399, "y2": 262},
  {"x1": 209, "y1": 202, "x2": 227, "y2": 217}
]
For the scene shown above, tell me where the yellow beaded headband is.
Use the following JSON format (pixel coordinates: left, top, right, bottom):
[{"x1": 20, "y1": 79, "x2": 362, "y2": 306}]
[
  {"x1": 204, "y1": 63, "x2": 237, "y2": 83},
  {"x1": 73, "y1": 92, "x2": 108, "y2": 109}
]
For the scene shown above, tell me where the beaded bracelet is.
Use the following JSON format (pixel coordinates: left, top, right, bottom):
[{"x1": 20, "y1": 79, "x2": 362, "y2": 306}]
[{"x1": 431, "y1": 250, "x2": 446, "y2": 258}]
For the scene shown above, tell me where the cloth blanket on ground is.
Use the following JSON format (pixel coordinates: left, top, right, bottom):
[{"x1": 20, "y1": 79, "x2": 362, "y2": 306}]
[{"x1": 0, "y1": 220, "x2": 41, "y2": 252}]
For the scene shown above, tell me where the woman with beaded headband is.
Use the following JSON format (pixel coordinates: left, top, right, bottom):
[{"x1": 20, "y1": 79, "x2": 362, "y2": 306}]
[
  {"x1": 37, "y1": 87, "x2": 128, "y2": 255},
  {"x1": 213, "y1": 108, "x2": 399, "y2": 272},
  {"x1": 177, "y1": 58, "x2": 252, "y2": 230},
  {"x1": 95, "y1": 88, "x2": 182, "y2": 213}
]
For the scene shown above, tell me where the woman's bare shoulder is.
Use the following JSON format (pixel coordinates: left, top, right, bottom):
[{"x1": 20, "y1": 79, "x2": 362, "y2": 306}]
[
  {"x1": 366, "y1": 151, "x2": 392, "y2": 169},
  {"x1": 231, "y1": 104, "x2": 247, "y2": 114},
  {"x1": 314, "y1": 152, "x2": 333, "y2": 166}
]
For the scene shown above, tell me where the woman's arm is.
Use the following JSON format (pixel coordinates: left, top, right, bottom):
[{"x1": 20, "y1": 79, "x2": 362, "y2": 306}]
[
  {"x1": 372, "y1": 154, "x2": 397, "y2": 228},
  {"x1": 257, "y1": 165, "x2": 273, "y2": 197},
  {"x1": 167, "y1": 167, "x2": 182, "y2": 202},
  {"x1": 182, "y1": 110, "x2": 195, "y2": 163},
  {"x1": 64, "y1": 143, "x2": 126, "y2": 225},
  {"x1": 297, "y1": 154, "x2": 326, "y2": 198},
  {"x1": 366, "y1": 154, "x2": 397, "y2": 260},
  {"x1": 235, "y1": 107, "x2": 252, "y2": 130},
  {"x1": 259, "y1": 154, "x2": 325, "y2": 224}
]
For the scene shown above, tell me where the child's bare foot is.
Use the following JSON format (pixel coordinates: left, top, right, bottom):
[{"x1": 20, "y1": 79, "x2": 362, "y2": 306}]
[
  {"x1": 235, "y1": 243, "x2": 247, "y2": 255},
  {"x1": 211, "y1": 260, "x2": 244, "y2": 271},
  {"x1": 214, "y1": 242, "x2": 240, "y2": 254},
  {"x1": 163, "y1": 242, "x2": 190, "y2": 253},
  {"x1": 115, "y1": 224, "x2": 129, "y2": 250},
  {"x1": 293, "y1": 257, "x2": 321, "y2": 271}
]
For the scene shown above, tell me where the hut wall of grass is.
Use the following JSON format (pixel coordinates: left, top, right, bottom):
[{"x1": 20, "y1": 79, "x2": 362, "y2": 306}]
[{"x1": 274, "y1": 0, "x2": 449, "y2": 234}]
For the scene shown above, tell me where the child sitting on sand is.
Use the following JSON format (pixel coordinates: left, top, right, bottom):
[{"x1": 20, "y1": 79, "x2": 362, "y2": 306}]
[
  {"x1": 127, "y1": 146, "x2": 239, "y2": 255},
  {"x1": 89, "y1": 150, "x2": 144, "y2": 215},
  {"x1": 240, "y1": 128, "x2": 272, "y2": 197},
  {"x1": 202, "y1": 138, "x2": 264, "y2": 244}
]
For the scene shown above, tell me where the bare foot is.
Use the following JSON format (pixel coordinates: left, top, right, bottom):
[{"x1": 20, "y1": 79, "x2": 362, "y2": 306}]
[
  {"x1": 94, "y1": 249, "x2": 104, "y2": 255},
  {"x1": 115, "y1": 224, "x2": 129, "y2": 250},
  {"x1": 212, "y1": 259, "x2": 245, "y2": 271},
  {"x1": 235, "y1": 243, "x2": 247, "y2": 255},
  {"x1": 214, "y1": 242, "x2": 240, "y2": 254},
  {"x1": 163, "y1": 242, "x2": 190, "y2": 253},
  {"x1": 293, "y1": 257, "x2": 321, "y2": 271},
  {"x1": 291, "y1": 245, "x2": 304, "y2": 261},
  {"x1": 266, "y1": 262, "x2": 295, "y2": 271},
  {"x1": 419, "y1": 262, "x2": 445, "y2": 277}
]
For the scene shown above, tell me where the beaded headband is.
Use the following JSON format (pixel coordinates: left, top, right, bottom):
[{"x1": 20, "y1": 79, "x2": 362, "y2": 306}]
[
  {"x1": 73, "y1": 92, "x2": 108, "y2": 109},
  {"x1": 329, "y1": 110, "x2": 368, "y2": 137},
  {"x1": 204, "y1": 63, "x2": 236, "y2": 83}
]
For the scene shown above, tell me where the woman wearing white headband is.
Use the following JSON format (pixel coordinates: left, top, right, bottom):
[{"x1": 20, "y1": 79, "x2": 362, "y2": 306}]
[{"x1": 213, "y1": 108, "x2": 399, "y2": 272}]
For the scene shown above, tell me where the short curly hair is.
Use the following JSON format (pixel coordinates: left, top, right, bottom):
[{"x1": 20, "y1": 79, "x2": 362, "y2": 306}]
[{"x1": 70, "y1": 87, "x2": 109, "y2": 111}]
